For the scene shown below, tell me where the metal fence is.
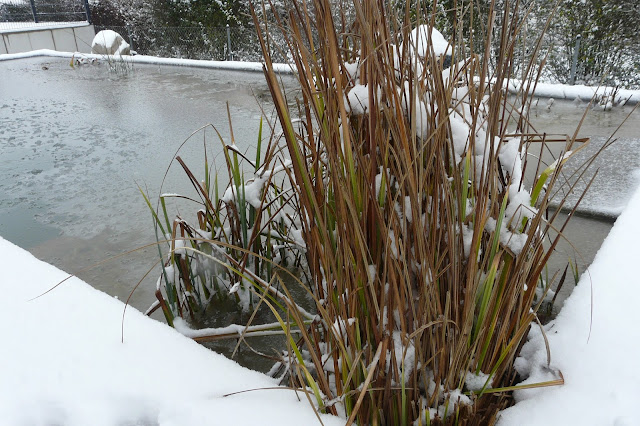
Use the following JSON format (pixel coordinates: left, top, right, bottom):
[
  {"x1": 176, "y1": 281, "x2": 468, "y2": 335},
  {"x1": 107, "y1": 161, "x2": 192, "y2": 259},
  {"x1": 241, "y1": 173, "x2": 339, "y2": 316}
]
[
  {"x1": 0, "y1": 0, "x2": 90, "y2": 30},
  {"x1": 95, "y1": 25, "x2": 288, "y2": 63}
]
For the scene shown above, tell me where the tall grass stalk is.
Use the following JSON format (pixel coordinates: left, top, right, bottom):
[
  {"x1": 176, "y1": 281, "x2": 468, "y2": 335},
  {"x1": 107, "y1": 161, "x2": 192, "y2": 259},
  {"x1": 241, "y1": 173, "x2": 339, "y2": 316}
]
[{"x1": 242, "y1": 0, "x2": 590, "y2": 423}]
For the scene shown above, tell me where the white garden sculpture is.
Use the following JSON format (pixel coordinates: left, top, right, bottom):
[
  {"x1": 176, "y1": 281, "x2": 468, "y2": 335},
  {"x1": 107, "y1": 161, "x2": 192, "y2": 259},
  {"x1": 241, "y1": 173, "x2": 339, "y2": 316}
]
[{"x1": 91, "y1": 30, "x2": 130, "y2": 56}]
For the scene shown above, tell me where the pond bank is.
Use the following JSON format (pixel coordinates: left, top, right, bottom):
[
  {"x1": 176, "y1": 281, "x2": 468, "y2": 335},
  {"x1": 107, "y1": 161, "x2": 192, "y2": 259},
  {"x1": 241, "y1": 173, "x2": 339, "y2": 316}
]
[
  {"x1": 0, "y1": 235, "x2": 344, "y2": 426},
  {"x1": 497, "y1": 183, "x2": 640, "y2": 425},
  {"x1": 0, "y1": 48, "x2": 294, "y2": 73}
]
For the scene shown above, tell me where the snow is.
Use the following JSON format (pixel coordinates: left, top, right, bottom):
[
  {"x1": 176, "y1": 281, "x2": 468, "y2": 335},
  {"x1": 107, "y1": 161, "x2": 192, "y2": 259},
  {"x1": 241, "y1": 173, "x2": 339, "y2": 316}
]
[
  {"x1": 390, "y1": 331, "x2": 416, "y2": 384},
  {"x1": 464, "y1": 371, "x2": 493, "y2": 392},
  {"x1": 290, "y1": 228, "x2": 307, "y2": 250},
  {"x1": 449, "y1": 109, "x2": 470, "y2": 163},
  {"x1": 343, "y1": 61, "x2": 359, "y2": 82},
  {"x1": 221, "y1": 177, "x2": 266, "y2": 209},
  {"x1": 92, "y1": 30, "x2": 118, "y2": 52},
  {"x1": 345, "y1": 84, "x2": 380, "y2": 115},
  {"x1": 498, "y1": 183, "x2": 640, "y2": 425},
  {"x1": 507, "y1": 79, "x2": 640, "y2": 104},
  {"x1": 461, "y1": 223, "x2": 474, "y2": 258},
  {"x1": 0, "y1": 236, "x2": 344, "y2": 426},
  {"x1": 484, "y1": 216, "x2": 529, "y2": 256},
  {"x1": 498, "y1": 138, "x2": 522, "y2": 180},
  {"x1": 407, "y1": 25, "x2": 451, "y2": 58},
  {"x1": 0, "y1": 49, "x2": 295, "y2": 74},
  {"x1": 398, "y1": 81, "x2": 433, "y2": 139},
  {"x1": 173, "y1": 237, "x2": 188, "y2": 256},
  {"x1": 414, "y1": 382, "x2": 471, "y2": 424},
  {"x1": 331, "y1": 317, "x2": 356, "y2": 339},
  {"x1": 173, "y1": 318, "x2": 290, "y2": 340},
  {"x1": 505, "y1": 190, "x2": 535, "y2": 228},
  {"x1": 92, "y1": 30, "x2": 130, "y2": 56}
]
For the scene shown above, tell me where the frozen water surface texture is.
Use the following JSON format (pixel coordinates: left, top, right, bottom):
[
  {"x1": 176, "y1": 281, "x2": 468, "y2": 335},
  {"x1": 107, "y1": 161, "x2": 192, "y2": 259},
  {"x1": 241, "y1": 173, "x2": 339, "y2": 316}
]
[
  {"x1": 527, "y1": 98, "x2": 640, "y2": 217},
  {"x1": 0, "y1": 57, "x2": 294, "y2": 311}
]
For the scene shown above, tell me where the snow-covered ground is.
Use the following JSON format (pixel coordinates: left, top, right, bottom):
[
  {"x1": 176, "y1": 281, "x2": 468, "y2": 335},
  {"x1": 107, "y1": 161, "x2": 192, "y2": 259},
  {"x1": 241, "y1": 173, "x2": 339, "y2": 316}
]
[
  {"x1": 498, "y1": 183, "x2": 640, "y2": 425},
  {"x1": 0, "y1": 236, "x2": 344, "y2": 426}
]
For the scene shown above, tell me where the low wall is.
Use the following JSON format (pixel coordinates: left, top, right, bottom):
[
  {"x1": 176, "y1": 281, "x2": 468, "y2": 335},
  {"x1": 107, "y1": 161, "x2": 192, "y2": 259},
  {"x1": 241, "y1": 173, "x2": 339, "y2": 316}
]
[{"x1": 0, "y1": 23, "x2": 95, "y2": 55}]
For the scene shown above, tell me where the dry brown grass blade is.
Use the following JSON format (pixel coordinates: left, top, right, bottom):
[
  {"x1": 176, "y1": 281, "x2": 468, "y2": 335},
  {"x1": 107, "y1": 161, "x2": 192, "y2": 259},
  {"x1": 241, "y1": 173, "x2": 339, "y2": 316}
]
[{"x1": 175, "y1": 156, "x2": 216, "y2": 212}]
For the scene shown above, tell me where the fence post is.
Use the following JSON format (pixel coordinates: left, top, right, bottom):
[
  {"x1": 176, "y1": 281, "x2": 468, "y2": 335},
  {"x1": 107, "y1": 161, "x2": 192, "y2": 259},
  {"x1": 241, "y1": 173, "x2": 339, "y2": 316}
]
[
  {"x1": 126, "y1": 26, "x2": 134, "y2": 52},
  {"x1": 83, "y1": 0, "x2": 92, "y2": 24},
  {"x1": 226, "y1": 24, "x2": 232, "y2": 61},
  {"x1": 569, "y1": 34, "x2": 581, "y2": 85},
  {"x1": 29, "y1": 0, "x2": 38, "y2": 23}
]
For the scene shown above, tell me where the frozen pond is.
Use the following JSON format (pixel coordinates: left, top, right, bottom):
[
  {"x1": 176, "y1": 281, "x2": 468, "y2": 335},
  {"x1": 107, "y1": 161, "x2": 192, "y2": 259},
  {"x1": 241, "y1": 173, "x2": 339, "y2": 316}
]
[
  {"x1": 527, "y1": 98, "x2": 640, "y2": 217},
  {"x1": 515, "y1": 98, "x2": 640, "y2": 312},
  {"x1": 0, "y1": 57, "x2": 291, "y2": 316},
  {"x1": 1, "y1": 56, "x2": 639, "y2": 334}
]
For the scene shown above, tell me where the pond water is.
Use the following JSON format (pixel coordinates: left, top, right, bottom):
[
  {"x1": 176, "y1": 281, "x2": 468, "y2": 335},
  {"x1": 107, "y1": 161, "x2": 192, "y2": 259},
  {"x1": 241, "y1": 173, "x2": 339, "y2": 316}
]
[
  {"x1": 525, "y1": 97, "x2": 640, "y2": 312},
  {"x1": 1, "y1": 56, "x2": 639, "y2": 369},
  {"x1": 0, "y1": 57, "x2": 293, "y2": 320},
  {"x1": 527, "y1": 98, "x2": 640, "y2": 218}
]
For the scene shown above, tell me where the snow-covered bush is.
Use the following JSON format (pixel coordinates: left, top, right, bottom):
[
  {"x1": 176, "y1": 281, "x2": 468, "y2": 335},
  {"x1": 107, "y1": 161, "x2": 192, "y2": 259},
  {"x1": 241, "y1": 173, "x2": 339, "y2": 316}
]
[{"x1": 520, "y1": 0, "x2": 640, "y2": 88}]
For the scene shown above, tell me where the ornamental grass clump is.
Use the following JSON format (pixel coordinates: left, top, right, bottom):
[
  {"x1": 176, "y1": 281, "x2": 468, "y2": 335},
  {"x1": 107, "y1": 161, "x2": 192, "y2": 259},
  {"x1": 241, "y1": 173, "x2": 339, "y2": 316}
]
[
  {"x1": 247, "y1": 0, "x2": 585, "y2": 423},
  {"x1": 144, "y1": 0, "x2": 592, "y2": 423}
]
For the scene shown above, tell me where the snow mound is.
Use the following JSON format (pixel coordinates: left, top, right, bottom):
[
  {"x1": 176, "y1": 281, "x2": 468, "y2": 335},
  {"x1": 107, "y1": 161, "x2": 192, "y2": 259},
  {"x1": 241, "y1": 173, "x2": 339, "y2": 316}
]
[{"x1": 91, "y1": 30, "x2": 130, "y2": 56}]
